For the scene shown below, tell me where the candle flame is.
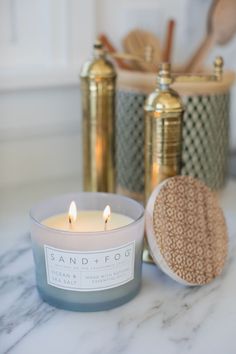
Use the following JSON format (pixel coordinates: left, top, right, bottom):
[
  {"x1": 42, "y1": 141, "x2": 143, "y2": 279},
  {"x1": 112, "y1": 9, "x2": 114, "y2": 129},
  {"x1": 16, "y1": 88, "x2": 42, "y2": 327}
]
[
  {"x1": 68, "y1": 201, "x2": 77, "y2": 224},
  {"x1": 103, "y1": 205, "x2": 111, "y2": 224}
]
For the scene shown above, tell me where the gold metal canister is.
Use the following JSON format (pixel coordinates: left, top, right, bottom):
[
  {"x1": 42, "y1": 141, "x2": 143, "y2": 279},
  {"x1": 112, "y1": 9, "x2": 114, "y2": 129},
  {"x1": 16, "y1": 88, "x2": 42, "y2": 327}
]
[
  {"x1": 144, "y1": 62, "x2": 184, "y2": 202},
  {"x1": 143, "y1": 63, "x2": 184, "y2": 263},
  {"x1": 80, "y1": 41, "x2": 117, "y2": 192}
]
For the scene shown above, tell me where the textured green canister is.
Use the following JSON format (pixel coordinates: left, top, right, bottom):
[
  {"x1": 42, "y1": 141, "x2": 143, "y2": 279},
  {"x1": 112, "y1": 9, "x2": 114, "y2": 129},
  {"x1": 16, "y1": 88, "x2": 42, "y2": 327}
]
[{"x1": 116, "y1": 58, "x2": 234, "y2": 202}]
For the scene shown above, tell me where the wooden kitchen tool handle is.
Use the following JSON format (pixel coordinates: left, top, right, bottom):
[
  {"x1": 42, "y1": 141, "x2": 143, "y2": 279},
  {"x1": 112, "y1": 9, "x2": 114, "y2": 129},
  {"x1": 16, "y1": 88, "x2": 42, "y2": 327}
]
[
  {"x1": 99, "y1": 34, "x2": 132, "y2": 70},
  {"x1": 162, "y1": 19, "x2": 175, "y2": 63}
]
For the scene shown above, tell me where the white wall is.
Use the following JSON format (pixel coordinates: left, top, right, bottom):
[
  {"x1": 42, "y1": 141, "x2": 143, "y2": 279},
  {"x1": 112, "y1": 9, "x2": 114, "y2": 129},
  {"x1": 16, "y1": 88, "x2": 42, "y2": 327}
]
[
  {"x1": 0, "y1": 0, "x2": 95, "y2": 188},
  {"x1": 0, "y1": 86, "x2": 82, "y2": 187}
]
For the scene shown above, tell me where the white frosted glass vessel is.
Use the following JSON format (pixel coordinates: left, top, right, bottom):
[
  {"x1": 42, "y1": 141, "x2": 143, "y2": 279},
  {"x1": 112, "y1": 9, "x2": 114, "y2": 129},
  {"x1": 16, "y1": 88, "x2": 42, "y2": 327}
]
[{"x1": 30, "y1": 192, "x2": 144, "y2": 311}]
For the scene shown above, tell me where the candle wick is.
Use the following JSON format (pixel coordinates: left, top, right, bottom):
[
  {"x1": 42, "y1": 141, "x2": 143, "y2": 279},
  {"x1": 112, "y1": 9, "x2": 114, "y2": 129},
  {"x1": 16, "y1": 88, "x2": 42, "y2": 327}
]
[
  {"x1": 69, "y1": 216, "x2": 72, "y2": 228},
  {"x1": 104, "y1": 219, "x2": 108, "y2": 231}
]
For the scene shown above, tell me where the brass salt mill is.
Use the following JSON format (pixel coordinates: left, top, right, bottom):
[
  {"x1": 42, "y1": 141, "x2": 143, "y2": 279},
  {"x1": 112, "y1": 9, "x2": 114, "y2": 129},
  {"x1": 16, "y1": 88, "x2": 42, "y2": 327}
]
[
  {"x1": 143, "y1": 63, "x2": 184, "y2": 263},
  {"x1": 80, "y1": 41, "x2": 117, "y2": 192}
]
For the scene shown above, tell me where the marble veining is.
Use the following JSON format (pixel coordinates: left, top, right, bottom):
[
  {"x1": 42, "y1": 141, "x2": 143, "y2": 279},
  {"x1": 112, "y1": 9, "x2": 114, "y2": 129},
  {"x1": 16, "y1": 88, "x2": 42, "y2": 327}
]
[
  {"x1": 0, "y1": 236, "x2": 56, "y2": 354},
  {"x1": 1, "y1": 228, "x2": 236, "y2": 354}
]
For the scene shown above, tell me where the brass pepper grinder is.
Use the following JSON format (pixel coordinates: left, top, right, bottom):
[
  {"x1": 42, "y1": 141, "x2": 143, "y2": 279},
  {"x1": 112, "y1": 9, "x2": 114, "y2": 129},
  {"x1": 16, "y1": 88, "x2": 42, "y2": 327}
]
[
  {"x1": 143, "y1": 63, "x2": 184, "y2": 263},
  {"x1": 80, "y1": 41, "x2": 117, "y2": 192}
]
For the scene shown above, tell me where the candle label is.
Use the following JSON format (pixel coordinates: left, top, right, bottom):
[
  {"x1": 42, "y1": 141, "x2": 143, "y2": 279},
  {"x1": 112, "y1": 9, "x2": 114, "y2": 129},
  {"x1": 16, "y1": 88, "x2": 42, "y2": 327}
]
[{"x1": 44, "y1": 242, "x2": 135, "y2": 291}]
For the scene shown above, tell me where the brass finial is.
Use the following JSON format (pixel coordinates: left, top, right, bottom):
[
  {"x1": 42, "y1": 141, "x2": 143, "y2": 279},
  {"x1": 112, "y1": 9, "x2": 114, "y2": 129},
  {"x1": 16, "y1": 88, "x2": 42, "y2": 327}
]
[
  {"x1": 157, "y1": 62, "x2": 173, "y2": 87},
  {"x1": 94, "y1": 40, "x2": 103, "y2": 49},
  {"x1": 93, "y1": 39, "x2": 104, "y2": 57},
  {"x1": 214, "y1": 56, "x2": 224, "y2": 81}
]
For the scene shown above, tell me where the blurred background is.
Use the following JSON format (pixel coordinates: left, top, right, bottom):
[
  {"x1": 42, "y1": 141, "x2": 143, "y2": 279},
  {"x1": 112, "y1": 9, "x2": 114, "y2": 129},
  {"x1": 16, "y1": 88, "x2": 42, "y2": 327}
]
[{"x1": 0, "y1": 0, "x2": 236, "y2": 190}]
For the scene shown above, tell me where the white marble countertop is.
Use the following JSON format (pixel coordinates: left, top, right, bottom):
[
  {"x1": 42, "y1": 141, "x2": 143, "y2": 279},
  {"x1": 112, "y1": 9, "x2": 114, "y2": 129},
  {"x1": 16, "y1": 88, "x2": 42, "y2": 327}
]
[{"x1": 1, "y1": 177, "x2": 236, "y2": 354}]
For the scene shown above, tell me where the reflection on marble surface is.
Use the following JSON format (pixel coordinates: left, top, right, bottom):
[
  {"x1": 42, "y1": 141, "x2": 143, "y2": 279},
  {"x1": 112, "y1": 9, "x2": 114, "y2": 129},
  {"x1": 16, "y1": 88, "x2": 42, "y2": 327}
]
[{"x1": 1, "y1": 227, "x2": 236, "y2": 354}]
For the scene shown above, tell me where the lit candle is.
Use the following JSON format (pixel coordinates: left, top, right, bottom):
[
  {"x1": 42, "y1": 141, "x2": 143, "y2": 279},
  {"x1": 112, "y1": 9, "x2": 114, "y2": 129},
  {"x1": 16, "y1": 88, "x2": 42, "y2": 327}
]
[
  {"x1": 103, "y1": 205, "x2": 111, "y2": 231},
  {"x1": 30, "y1": 192, "x2": 145, "y2": 312},
  {"x1": 68, "y1": 201, "x2": 77, "y2": 228},
  {"x1": 42, "y1": 202, "x2": 133, "y2": 232}
]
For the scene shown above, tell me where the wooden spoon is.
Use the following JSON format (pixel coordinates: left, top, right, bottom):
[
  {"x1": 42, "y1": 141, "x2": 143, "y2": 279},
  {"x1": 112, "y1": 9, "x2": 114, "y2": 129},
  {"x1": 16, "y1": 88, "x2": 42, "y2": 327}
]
[
  {"x1": 122, "y1": 29, "x2": 161, "y2": 72},
  {"x1": 185, "y1": 0, "x2": 236, "y2": 72}
]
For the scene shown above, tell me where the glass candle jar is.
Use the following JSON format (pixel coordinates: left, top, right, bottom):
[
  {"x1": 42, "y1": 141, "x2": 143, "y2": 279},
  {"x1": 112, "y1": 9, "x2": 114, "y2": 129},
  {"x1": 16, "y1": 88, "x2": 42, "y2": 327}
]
[{"x1": 30, "y1": 192, "x2": 144, "y2": 312}]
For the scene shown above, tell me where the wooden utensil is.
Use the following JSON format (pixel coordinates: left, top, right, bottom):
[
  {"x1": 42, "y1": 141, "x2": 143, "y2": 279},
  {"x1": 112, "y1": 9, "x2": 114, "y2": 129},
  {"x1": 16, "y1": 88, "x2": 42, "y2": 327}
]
[
  {"x1": 185, "y1": 0, "x2": 236, "y2": 72},
  {"x1": 98, "y1": 33, "x2": 132, "y2": 70},
  {"x1": 162, "y1": 19, "x2": 176, "y2": 63},
  {"x1": 122, "y1": 29, "x2": 161, "y2": 72}
]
